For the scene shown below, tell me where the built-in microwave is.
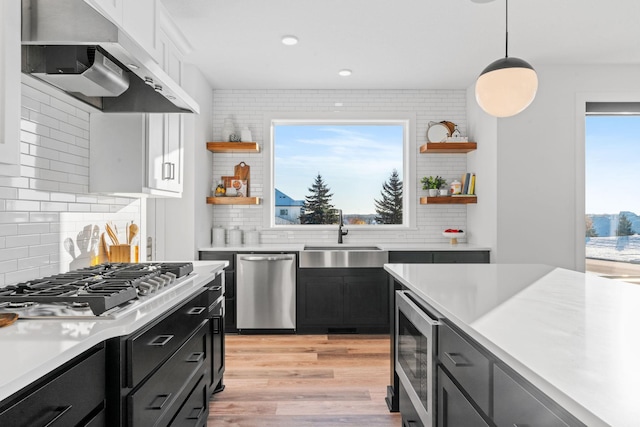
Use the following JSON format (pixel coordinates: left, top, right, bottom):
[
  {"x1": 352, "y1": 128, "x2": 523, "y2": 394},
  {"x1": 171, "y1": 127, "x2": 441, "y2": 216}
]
[{"x1": 395, "y1": 290, "x2": 441, "y2": 427}]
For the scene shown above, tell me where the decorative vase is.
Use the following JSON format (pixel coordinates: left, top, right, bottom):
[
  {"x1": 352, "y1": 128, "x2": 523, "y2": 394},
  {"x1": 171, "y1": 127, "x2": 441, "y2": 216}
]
[
  {"x1": 222, "y1": 118, "x2": 235, "y2": 142},
  {"x1": 241, "y1": 127, "x2": 252, "y2": 142},
  {"x1": 428, "y1": 189, "x2": 439, "y2": 197}
]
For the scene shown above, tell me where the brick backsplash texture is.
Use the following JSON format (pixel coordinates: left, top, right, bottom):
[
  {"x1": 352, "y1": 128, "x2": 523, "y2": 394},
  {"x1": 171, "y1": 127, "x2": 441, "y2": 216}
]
[
  {"x1": 210, "y1": 89, "x2": 470, "y2": 246},
  {"x1": 0, "y1": 84, "x2": 141, "y2": 287}
]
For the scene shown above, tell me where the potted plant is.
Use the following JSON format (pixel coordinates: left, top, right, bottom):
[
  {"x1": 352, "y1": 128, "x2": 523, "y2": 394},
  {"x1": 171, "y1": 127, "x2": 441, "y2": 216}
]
[{"x1": 421, "y1": 176, "x2": 446, "y2": 197}]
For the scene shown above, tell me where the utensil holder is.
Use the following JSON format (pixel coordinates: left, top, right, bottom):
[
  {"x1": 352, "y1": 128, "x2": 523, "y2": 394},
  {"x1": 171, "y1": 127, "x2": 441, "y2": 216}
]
[{"x1": 110, "y1": 244, "x2": 131, "y2": 263}]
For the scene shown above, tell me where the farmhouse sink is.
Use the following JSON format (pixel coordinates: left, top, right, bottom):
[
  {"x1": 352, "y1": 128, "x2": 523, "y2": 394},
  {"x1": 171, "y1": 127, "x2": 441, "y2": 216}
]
[{"x1": 300, "y1": 245, "x2": 388, "y2": 268}]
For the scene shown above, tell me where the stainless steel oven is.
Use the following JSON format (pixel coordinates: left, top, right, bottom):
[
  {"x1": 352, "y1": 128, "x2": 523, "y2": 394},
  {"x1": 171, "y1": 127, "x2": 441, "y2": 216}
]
[{"x1": 395, "y1": 290, "x2": 441, "y2": 427}]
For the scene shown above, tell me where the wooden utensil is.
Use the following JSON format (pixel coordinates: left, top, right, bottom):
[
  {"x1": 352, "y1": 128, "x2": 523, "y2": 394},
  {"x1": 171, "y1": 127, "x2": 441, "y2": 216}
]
[
  {"x1": 99, "y1": 232, "x2": 109, "y2": 264},
  {"x1": 105, "y1": 222, "x2": 119, "y2": 245},
  {"x1": 128, "y1": 223, "x2": 139, "y2": 245},
  {"x1": 0, "y1": 313, "x2": 18, "y2": 328},
  {"x1": 234, "y1": 162, "x2": 250, "y2": 196}
]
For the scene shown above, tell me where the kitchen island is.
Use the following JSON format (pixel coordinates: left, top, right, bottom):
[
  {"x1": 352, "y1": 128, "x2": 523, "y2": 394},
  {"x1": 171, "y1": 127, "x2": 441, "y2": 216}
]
[
  {"x1": 385, "y1": 263, "x2": 640, "y2": 427},
  {"x1": 0, "y1": 260, "x2": 227, "y2": 424}
]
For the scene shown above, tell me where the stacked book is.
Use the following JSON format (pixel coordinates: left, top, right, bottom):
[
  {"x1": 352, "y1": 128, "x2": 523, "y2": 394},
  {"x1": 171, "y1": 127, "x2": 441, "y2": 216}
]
[{"x1": 453, "y1": 172, "x2": 476, "y2": 196}]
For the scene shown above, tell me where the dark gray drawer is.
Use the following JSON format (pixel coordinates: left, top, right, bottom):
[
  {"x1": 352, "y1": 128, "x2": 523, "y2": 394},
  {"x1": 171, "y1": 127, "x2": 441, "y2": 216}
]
[
  {"x1": 493, "y1": 364, "x2": 570, "y2": 427},
  {"x1": 0, "y1": 345, "x2": 105, "y2": 427},
  {"x1": 170, "y1": 374, "x2": 209, "y2": 427},
  {"x1": 128, "y1": 290, "x2": 208, "y2": 387},
  {"x1": 129, "y1": 320, "x2": 208, "y2": 427},
  {"x1": 438, "y1": 322, "x2": 491, "y2": 415},
  {"x1": 432, "y1": 251, "x2": 489, "y2": 263}
]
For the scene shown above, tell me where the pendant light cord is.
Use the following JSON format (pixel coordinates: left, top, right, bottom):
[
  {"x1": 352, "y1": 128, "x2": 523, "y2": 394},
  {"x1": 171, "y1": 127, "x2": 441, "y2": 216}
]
[{"x1": 505, "y1": 0, "x2": 509, "y2": 58}]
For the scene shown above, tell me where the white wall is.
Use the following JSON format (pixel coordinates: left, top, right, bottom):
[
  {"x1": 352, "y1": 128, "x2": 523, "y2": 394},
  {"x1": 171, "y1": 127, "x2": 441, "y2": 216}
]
[
  {"x1": 161, "y1": 65, "x2": 213, "y2": 260},
  {"x1": 0, "y1": 80, "x2": 141, "y2": 286},
  {"x1": 467, "y1": 64, "x2": 640, "y2": 270},
  {"x1": 209, "y1": 89, "x2": 471, "y2": 246}
]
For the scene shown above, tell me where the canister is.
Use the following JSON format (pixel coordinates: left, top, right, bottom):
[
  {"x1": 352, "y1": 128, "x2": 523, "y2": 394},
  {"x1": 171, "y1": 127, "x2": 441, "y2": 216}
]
[
  {"x1": 212, "y1": 226, "x2": 226, "y2": 246},
  {"x1": 244, "y1": 230, "x2": 260, "y2": 245},
  {"x1": 228, "y1": 227, "x2": 242, "y2": 246}
]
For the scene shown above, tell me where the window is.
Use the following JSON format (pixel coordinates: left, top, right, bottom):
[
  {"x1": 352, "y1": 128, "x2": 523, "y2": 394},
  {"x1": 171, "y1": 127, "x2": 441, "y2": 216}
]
[
  {"x1": 585, "y1": 103, "x2": 640, "y2": 283},
  {"x1": 266, "y1": 115, "x2": 413, "y2": 228}
]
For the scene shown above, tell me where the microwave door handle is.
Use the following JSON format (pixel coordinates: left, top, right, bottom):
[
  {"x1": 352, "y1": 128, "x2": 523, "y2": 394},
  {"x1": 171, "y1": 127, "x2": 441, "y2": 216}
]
[{"x1": 397, "y1": 291, "x2": 440, "y2": 327}]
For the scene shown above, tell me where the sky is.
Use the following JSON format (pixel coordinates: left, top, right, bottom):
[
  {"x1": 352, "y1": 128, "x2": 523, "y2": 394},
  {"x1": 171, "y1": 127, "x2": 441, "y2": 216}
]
[
  {"x1": 274, "y1": 124, "x2": 403, "y2": 215},
  {"x1": 586, "y1": 115, "x2": 640, "y2": 215}
]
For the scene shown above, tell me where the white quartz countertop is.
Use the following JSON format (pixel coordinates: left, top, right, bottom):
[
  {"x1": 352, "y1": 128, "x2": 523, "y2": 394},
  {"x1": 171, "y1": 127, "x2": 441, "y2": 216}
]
[
  {"x1": 384, "y1": 263, "x2": 640, "y2": 427},
  {"x1": 0, "y1": 261, "x2": 227, "y2": 402},
  {"x1": 199, "y1": 243, "x2": 490, "y2": 252}
]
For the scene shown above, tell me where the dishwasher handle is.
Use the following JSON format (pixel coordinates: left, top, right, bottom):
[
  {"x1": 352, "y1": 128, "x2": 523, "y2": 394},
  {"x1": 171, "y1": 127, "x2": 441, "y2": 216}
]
[{"x1": 239, "y1": 255, "x2": 295, "y2": 262}]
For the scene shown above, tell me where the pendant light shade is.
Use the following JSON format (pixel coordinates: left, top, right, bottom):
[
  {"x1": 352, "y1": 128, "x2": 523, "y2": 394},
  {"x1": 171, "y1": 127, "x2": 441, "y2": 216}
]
[{"x1": 474, "y1": 0, "x2": 537, "y2": 118}]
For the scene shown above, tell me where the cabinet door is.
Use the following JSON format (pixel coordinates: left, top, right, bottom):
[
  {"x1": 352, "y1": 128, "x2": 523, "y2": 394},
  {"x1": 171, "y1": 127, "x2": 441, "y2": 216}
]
[
  {"x1": 297, "y1": 274, "x2": 343, "y2": 326},
  {"x1": 493, "y1": 365, "x2": 570, "y2": 427},
  {"x1": 163, "y1": 113, "x2": 183, "y2": 193},
  {"x1": 432, "y1": 251, "x2": 489, "y2": 264},
  {"x1": 437, "y1": 367, "x2": 489, "y2": 427},
  {"x1": 0, "y1": 0, "x2": 20, "y2": 176},
  {"x1": 146, "y1": 113, "x2": 166, "y2": 191},
  {"x1": 85, "y1": 0, "x2": 123, "y2": 25},
  {"x1": 343, "y1": 270, "x2": 388, "y2": 326},
  {"x1": 122, "y1": 0, "x2": 158, "y2": 60}
]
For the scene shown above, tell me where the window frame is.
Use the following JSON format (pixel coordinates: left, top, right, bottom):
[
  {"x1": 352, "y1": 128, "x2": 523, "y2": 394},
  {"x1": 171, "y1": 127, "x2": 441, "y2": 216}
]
[{"x1": 262, "y1": 112, "x2": 416, "y2": 230}]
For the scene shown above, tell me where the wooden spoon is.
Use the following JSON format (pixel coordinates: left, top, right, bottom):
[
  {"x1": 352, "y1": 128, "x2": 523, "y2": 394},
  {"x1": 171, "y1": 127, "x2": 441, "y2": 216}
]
[
  {"x1": 0, "y1": 313, "x2": 18, "y2": 328},
  {"x1": 105, "y1": 222, "x2": 119, "y2": 245},
  {"x1": 128, "y1": 223, "x2": 139, "y2": 245}
]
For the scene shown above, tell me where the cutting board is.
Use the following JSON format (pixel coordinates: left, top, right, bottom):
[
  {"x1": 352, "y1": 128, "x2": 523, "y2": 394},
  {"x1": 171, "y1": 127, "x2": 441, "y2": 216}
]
[
  {"x1": 234, "y1": 162, "x2": 250, "y2": 196},
  {"x1": 0, "y1": 313, "x2": 18, "y2": 328}
]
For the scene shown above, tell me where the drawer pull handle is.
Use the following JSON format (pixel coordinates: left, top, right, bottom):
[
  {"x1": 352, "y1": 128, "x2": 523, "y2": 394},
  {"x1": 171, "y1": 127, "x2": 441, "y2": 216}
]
[
  {"x1": 149, "y1": 393, "x2": 172, "y2": 410},
  {"x1": 149, "y1": 335, "x2": 174, "y2": 347},
  {"x1": 213, "y1": 317, "x2": 221, "y2": 334},
  {"x1": 187, "y1": 352, "x2": 204, "y2": 363},
  {"x1": 187, "y1": 406, "x2": 205, "y2": 420},
  {"x1": 210, "y1": 286, "x2": 222, "y2": 292},
  {"x1": 42, "y1": 405, "x2": 73, "y2": 427},
  {"x1": 445, "y1": 352, "x2": 471, "y2": 367},
  {"x1": 188, "y1": 307, "x2": 206, "y2": 315}
]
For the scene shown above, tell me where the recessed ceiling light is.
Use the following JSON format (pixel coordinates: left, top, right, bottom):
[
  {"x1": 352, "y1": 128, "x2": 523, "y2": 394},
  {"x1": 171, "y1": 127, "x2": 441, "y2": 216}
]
[
  {"x1": 127, "y1": 63, "x2": 139, "y2": 70},
  {"x1": 281, "y1": 35, "x2": 298, "y2": 46},
  {"x1": 338, "y1": 69, "x2": 352, "y2": 77}
]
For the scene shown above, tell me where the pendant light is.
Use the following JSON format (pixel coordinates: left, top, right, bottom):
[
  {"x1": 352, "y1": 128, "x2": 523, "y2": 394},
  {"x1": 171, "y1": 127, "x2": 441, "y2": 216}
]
[{"x1": 475, "y1": 0, "x2": 538, "y2": 118}]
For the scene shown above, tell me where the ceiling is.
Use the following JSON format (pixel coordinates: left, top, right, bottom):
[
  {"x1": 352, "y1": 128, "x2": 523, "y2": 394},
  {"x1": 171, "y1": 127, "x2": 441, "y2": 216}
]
[{"x1": 161, "y1": 0, "x2": 640, "y2": 90}]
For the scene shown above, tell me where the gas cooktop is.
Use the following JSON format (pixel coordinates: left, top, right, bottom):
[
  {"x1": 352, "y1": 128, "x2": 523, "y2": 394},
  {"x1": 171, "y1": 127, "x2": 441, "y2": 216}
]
[{"x1": 0, "y1": 262, "x2": 194, "y2": 318}]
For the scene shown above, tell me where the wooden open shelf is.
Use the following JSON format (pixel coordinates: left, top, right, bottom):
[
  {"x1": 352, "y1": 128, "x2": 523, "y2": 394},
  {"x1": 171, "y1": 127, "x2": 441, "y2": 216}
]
[
  {"x1": 207, "y1": 142, "x2": 260, "y2": 152},
  {"x1": 206, "y1": 197, "x2": 261, "y2": 205},
  {"x1": 420, "y1": 196, "x2": 477, "y2": 205},
  {"x1": 419, "y1": 142, "x2": 477, "y2": 153}
]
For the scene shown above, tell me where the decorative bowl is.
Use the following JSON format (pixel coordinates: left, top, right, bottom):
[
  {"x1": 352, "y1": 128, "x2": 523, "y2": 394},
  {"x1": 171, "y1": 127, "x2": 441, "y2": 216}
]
[{"x1": 442, "y1": 230, "x2": 465, "y2": 244}]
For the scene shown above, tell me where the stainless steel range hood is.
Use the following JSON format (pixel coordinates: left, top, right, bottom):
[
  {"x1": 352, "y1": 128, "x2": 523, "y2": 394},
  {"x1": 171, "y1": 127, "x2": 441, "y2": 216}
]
[{"x1": 21, "y1": 0, "x2": 200, "y2": 114}]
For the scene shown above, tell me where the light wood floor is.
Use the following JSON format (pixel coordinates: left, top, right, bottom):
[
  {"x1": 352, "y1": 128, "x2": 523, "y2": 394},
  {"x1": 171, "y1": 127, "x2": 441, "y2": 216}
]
[{"x1": 207, "y1": 334, "x2": 401, "y2": 427}]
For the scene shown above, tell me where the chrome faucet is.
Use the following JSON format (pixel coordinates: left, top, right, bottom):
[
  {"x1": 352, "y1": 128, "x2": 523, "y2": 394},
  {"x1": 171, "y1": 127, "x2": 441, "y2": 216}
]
[{"x1": 338, "y1": 209, "x2": 348, "y2": 244}]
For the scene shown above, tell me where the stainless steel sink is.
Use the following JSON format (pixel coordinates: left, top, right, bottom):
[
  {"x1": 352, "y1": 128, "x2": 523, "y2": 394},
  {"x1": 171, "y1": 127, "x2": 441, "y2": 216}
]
[{"x1": 300, "y1": 246, "x2": 388, "y2": 268}]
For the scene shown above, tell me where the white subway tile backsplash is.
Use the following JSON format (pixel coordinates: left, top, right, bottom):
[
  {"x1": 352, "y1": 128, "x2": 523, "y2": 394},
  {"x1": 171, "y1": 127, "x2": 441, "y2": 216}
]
[
  {"x1": 0, "y1": 83, "x2": 142, "y2": 286},
  {"x1": 211, "y1": 88, "x2": 470, "y2": 244}
]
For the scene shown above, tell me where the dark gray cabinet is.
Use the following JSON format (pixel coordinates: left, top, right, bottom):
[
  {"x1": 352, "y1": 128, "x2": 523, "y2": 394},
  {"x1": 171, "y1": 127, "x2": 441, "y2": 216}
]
[
  {"x1": 0, "y1": 344, "x2": 106, "y2": 427},
  {"x1": 298, "y1": 267, "x2": 388, "y2": 333},
  {"x1": 437, "y1": 366, "x2": 489, "y2": 427},
  {"x1": 199, "y1": 251, "x2": 236, "y2": 332},
  {"x1": 389, "y1": 250, "x2": 490, "y2": 264},
  {"x1": 399, "y1": 381, "x2": 424, "y2": 427},
  {"x1": 493, "y1": 364, "x2": 570, "y2": 427},
  {"x1": 106, "y1": 289, "x2": 210, "y2": 426},
  {"x1": 438, "y1": 323, "x2": 491, "y2": 415}
]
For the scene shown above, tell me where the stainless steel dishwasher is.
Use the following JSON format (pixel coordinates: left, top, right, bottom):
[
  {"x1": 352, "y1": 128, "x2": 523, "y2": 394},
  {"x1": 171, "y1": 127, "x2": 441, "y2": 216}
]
[{"x1": 236, "y1": 253, "x2": 296, "y2": 330}]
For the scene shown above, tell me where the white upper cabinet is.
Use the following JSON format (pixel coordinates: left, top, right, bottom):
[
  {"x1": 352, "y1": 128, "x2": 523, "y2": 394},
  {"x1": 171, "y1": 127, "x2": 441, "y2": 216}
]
[
  {"x1": 0, "y1": 0, "x2": 21, "y2": 176},
  {"x1": 85, "y1": 0, "x2": 160, "y2": 62},
  {"x1": 90, "y1": 113, "x2": 182, "y2": 197}
]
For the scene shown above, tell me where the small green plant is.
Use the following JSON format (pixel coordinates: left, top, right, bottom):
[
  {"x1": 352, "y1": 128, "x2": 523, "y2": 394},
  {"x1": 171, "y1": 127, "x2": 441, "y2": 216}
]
[{"x1": 421, "y1": 175, "x2": 446, "y2": 190}]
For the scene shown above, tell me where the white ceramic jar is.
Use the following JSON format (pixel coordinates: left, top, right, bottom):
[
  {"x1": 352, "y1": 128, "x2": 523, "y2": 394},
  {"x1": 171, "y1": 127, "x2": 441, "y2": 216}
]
[{"x1": 228, "y1": 227, "x2": 242, "y2": 246}]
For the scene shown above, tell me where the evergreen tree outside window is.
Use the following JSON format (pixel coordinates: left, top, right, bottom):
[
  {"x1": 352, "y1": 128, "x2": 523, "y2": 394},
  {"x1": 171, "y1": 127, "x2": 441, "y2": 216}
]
[
  {"x1": 375, "y1": 169, "x2": 403, "y2": 224},
  {"x1": 270, "y1": 118, "x2": 409, "y2": 227},
  {"x1": 299, "y1": 174, "x2": 338, "y2": 224}
]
